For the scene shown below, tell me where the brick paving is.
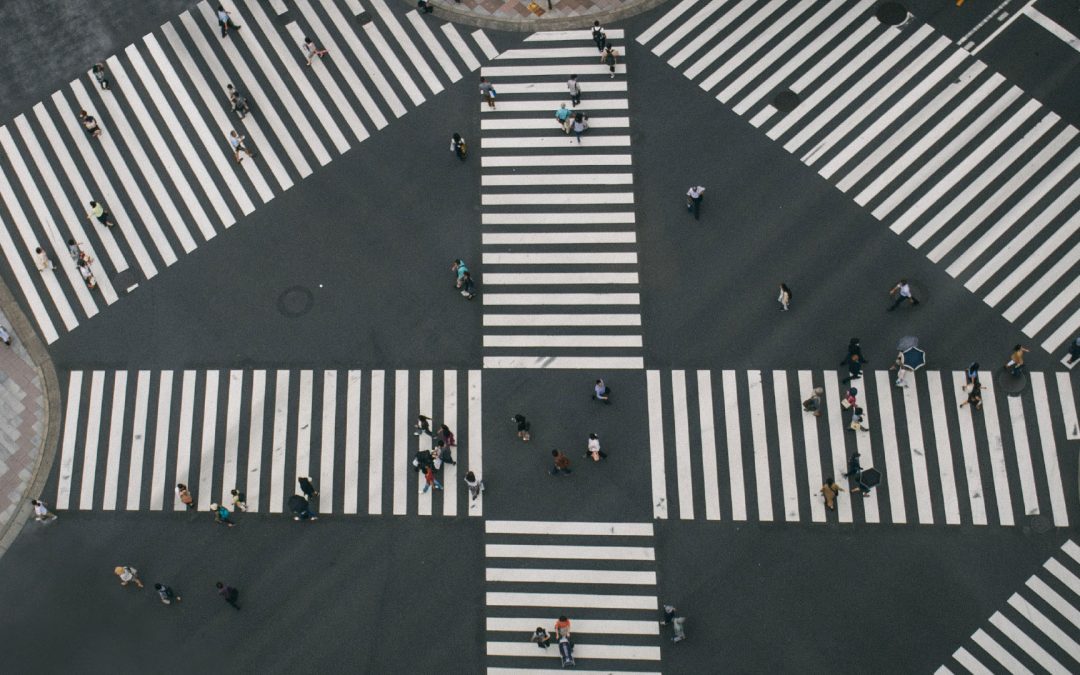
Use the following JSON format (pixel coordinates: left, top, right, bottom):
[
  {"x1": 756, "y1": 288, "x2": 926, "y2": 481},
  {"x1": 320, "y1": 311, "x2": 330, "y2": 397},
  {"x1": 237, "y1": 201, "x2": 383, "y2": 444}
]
[{"x1": 422, "y1": 0, "x2": 668, "y2": 30}]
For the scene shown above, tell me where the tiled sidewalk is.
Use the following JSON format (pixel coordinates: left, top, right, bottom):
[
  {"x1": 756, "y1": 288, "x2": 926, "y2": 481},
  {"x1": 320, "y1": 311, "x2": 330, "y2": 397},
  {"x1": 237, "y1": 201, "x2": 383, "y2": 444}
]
[{"x1": 421, "y1": 0, "x2": 668, "y2": 30}]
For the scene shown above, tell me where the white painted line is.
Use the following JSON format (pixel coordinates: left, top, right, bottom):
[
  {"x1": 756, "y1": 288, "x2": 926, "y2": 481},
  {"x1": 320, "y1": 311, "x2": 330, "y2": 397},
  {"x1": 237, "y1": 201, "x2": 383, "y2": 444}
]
[
  {"x1": 486, "y1": 592, "x2": 656, "y2": 610},
  {"x1": 123, "y1": 372, "x2": 150, "y2": 510},
  {"x1": 670, "y1": 371, "x2": 694, "y2": 520},
  {"x1": 484, "y1": 543, "x2": 654, "y2": 560},
  {"x1": 173, "y1": 371, "x2": 197, "y2": 511},
  {"x1": 1011, "y1": 242, "x2": 1080, "y2": 329},
  {"x1": 320, "y1": 370, "x2": 337, "y2": 515},
  {"x1": 472, "y1": 29, "x2": 499, "y2": 60},
  {"x1": 481, "y1": 64, "x2": 626, "y2": 77},
  {"x1": 797, "y1": 370, "x2": 826, "y2": 523},
  {"x1": 195, "y1": 370, "x2": 219, "y2": 511},
  {"x1": 221, "y1": 370, "x2": 242, "y2": 507},
  {"x1": 245, "y1": 371, "x2": 266, "y2": 512},
  {"x1": 56, "y1": 373, "x2": 83, "y2": 510},
  {"x1": 497, "y1": 47, "x2": 627, "y2": 60},
  {"x1": 142, "y1": 35, "x2": 259, "y2": 215},
  {"x1": 636, "y1": 0, "x2": 697, "y2": 45},
  {"x1": 442, "y1": 370, "x2": 457, "y2": 517},
  {"x1": 345, "y1": 370, "x2": 364, "y2": 515},
  {"x1": 926, "y1": 372, "x2": 960, "y2": 525},
  {"x1": 990, "y1": 611, "x2": 1068, "y2": 674},
  {"x1": 918, "y1": 111, "x2": 1061, "y2": 251},
  {"x1": 1023, "y1": 6, "x2": 1080, "y2": 53},
  {"x1": 483, "y1": 252, "x2": 636, "y2": 264},
  {"x1": 703, "y1": 1, "x2": 818, "y2": 93},
  {"x1": 366, "y1": 370, "x2": 384, "y2": 515},
  {"x1": 1005, "y1": 396, "x2": 1040, "y2": 518},
  {"x1": 282, "y1": 20, "x2": 368, "y2": 144},
  {"x1": 488, "y1": 669, "x2": 659, "y2": 675},
  {"x1": 525, "y1": 29, "x2": 624, "y2": 42},
  {"x1": 1057, "y1": 373, "x2": 1079, "y2": 439},
  {"x1": 442, "y1": 23, "x2": 480, "y2": 72},
  {"x1": 901, "y1": 378, "x2": 934, "y2": 524},
  {"x1": 683, "y1": 1, "x2": 779, "y2": 77},
  {"x1": 771, "y1": 370, "x2": 800, "y2": 522},
  {"x1": 486, "y1": 520, "x2": 653, "y2": 536},
  {"x1": 0, "y1": 209, "x2": 57, "y2": 342},
  {"x1": 992, "y1": 208, "x2": 1079, "y2": 310},
  {"x1": 957, "y1": 0, "x2": 1013, "y2": 45},
  {"x1": 483, "y1": 293, "x2": 639, "y2": 305},
  {"x1": 368, "y1": 0, "x2": 443, "y2": 94},
  {"x1": 345, "y1": 0, "x2": 362, "y2": 14},
  {"x1": 169, "y1": 19, "x2": 297, "y2": 190},
  {"x1": 722, "y1": 370, "x2": 747, "y2": 520},
  {"x1": 495, "y1": 81, "x2": 628, "y2": 94},
  {"x1": 1045, "y1": 558, "x2": 1080, "y2": 596},
  {"x1": 418, "y1": 370, "x2": 433, "y2": 516},
  {"x1": 393, "y1": 370, "x2": 409, "y2": 515},
  {"x1": 484, "y1": 314, "x2": 640, "y2": 326},
  {"x1": 952, "y1": 372, "x2": 987, "y2": 525},
  {"x1": 484, "y1": 211, "x2": 635, "y2": 224},
  {"x1": 241, "y1": 0, "x2": 350, "y2": 155},
  {"x1": 269, "y1": 370, "x2": 290, "y2": 513},
  {"x1": 406, "y1": 11, "x2": 461, "y2": 82},
  {"x1": 1031, "y1": 374, "x2": 1068, "y2": 526},
  {"x1": 483, "y1": 335, "x2": 642, "y2": 348},
  {"x1": 852, "y1": 373, "x2": 879, "y2": 521},
  {"x1": 294, "y1": 370, "x2": 314, "y2": 488},
  {"x1": 483, "y1": 117, "x2": 628, "y2": 131},
  {"x1": 482, "y1": 156, "x2": 632, "y2": 168},
  {"x1": 696, "y1": 371, "x2": 722, "y2": 521},
  {"x1": 486, "y1": 642, "x2": 659, "y2": 661},
  {"x1": 319, "y1": 0, "x2": 406, "y2": 118},
  {"x1": 822, "y1": 371, "x2": 854, "y2": 522},
  {"x1": 1062, "y1": 539, "x2": 1080, "y2": 564},
  {"x1": 486, "y1": 617, "x2": 658, "y2": 634},
  {"x1": 952, "y1": 647, "x2": 993, "y2": 675},
  {"x1": 1026, "y1": 575, "x2": 1080, "y2": 629},
  {"x1": 481, "y1": 172, "x2": 632, "y2": 185},
  {"x1": 1042, "y1": 309, "x2": 1080, "y2": 354},
  {"x1": 1007, "y1": 593, "x2": 1080, "y2": 661},
  {"x1": 270, "y1": 0, "x2": 287, "y2": 13},
  {"x1": 363, "y1": 20, "x2": 426, "y2": 105},
  {"x1": 105, "y1": 55, "x2": 218, "y2": 240},
  {"x1": 468, "y1": 369, "x2": 483, "y2": 515},
  {"x1": 482, "y1": 273, "x2": 638, "y2": 285},
  {"x1": 77, "y1": 371, "x2": 105, "y2": 510},
  {"x1": 980, "y1": 384, "x2": 1014, "y2": 526},
  {"x1": 483, "y1": 232, "x2": 635, "y2": 244},
  {"x1": 148, "y1": 371, "x2": 173, "y2": 511},
  {"x1": 747, "y1": 370, "x2": 773, "y2": 521},
  {"x1": 654, "y1": 0, "x2": 730, "y2": 57},
  {"x1": 647, "y1": 370, "x2": 668, "y2": 519},
  {"x1": 482, "y1": 135, "x2": 631, "y2": 149},
  {"x1": 874, "y1": 371, "x2": 906, "y2": 524},
  {"x1": 972, "y1": 628, "x2": 1033, "y2": 675},
  {"x1": 484, "y1": 357, "x2": 644, "y2": 369}
]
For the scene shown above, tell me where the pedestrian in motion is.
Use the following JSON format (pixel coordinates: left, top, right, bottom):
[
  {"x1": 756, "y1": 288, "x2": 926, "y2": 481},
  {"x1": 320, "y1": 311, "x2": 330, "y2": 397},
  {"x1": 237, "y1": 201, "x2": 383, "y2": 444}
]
[
  {"x1": 229, "y1": 130, "x2": 254, "y2": 164},
  {"x1": 115, "y1": 566, "x2": 144, "y2": 588},
  {"x1": 686, "y1": 186, "x2": 705, "y2": 220},
  {"x1": 555, "y1": 103, "x2": 573, "y2": 133},
  {"x1": 298, "y1": 476, "x2": 318, "y2": 500},
  {"x1": 843, "y1": 452, "x2": 862, "y2": 480},
  {"x1": 154, "y1": 583, "x2": 182, "y2": 605},
  {"x1": 77, "y1": 259, "x2": 96, "y2": 290},
  {"x1": 550, "y1": 449, "x2": 572, "y2": 476},
  {"x1": 0, "y1": 325, "x2": 11, "y2": 346},
  {"x1": 421, "y1": 465, "x2": 443, "y2": 493},
  {"x1": 31, "y1": 499, "x2": 57, "y2": 523},
  {"x1": 1066, "y1": 336, "x2": 1080, "y2": 366},
  {"x1": 887, "y1": 279, "x2": 920, "y2": 310},
  {"x1": 554, "y1": 615, "x2": 572, "y2": 638},
  {"x1": 227, "y1": 84, "x2": 250, "y2": 119},
  {"x1": 601, "y1": 45, "x2": 618, "y2": 78},
  {"x1": 778, "y1": 283, "x2": 792, "y2": 311},
  {"x1": 802, "y1": 387, "x2": 823, "y2": 417},
  {"x1": 662, "y1": 605, "x2": 687, "y2": 643},
  {"x1": 849, "y1": 406, "x2": 869, "y2": 432},
  {"x1": 452, "y1": 259, "x2": 469, "y2": 288},
  {"x1": 818, "y1": 477, "x2": 844, "y2": 511},
  {"x1": 414, "y1": 414, "x2": 433, "y2": 437},
  {"x1": 586, "y1": 432, "x2": 607, "y2": 461},
  {"x1": 465, "y1": 471, "x2": 485, "y2": 502},
  {"x1": 513, "y1": 414, "x2": 531, "y2": 441},
  {"x1": 591, "y1": 21, "x2": 606, "y2": 52},
  {"x1": 959, "y1": 380, "x2": 983, "y2": 410},
  {"x1": 68, "y1": 239, "x2": 92, "y2": 265},
  {"x1": 567, "y1": 74, "x2": 581, "y2": 106},
  {"x1": 217, "y1": 4, "x2": 242, "y2": 37},
  {"x1": 479, "y1": 77, "x2": 496, "y2": 110},
  {"x1": 451, "y1": 133, "x2": 467, "y2": 161},
  {"x1": 302, "y1": 37, "x2": 329, "y2": 66},
  {"x1": 531, "y1": 626, "x2": 551, "y2": 649},
  {"x1": 1005, "y1": 344, "x2": 1030, "y2": 376},
  {"x1": 176, "y1": 483, "x2": 194, "y2": 510},
  {"x1": 841, "y1": 354, "x2": 862, "y2": 384},
  {"x1": 79, "y1": 110, "x2": 102, "y2": 138},
  {"x1": 593, "y1": 378, "x2": 611, "y2": 403},
  {"x1": 459, "y1": 271, "x2": 477, "y2": 300},
  {"x1": 92, "y1": 62, "x2": 110, "y2": 90},
  {"x1": 87, "y1": 200, "x2": 115, "y2": 228},
  {"x1": 211, "y1": 502, "x2": 236, "y2": 527},
  {"x1": 34, "y1": 247, "x2": 54, "y2": 271},
  {"x1": 571, "y1": 112, "x2": 589, "y2": 144},
  {"x1": 438, "y1": 424, "x2": 456, "y2": 448},
  {"x1": 230, "y1": 488, "x2": 248, "y2": 512},
  {"x1": 964, "y1": 362, "x2": 980, "y2": 389},
  {"x1": 216, "y1": 581, "x2": 240, "y2": 610}
]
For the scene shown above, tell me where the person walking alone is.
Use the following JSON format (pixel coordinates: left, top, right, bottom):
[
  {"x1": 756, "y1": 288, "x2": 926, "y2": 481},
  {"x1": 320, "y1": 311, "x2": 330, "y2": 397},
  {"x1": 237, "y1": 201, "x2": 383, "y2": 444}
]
[
  {"x1": 216, "y1": 582, "x2": 241, "y2": 610},
  {"x1": 217, "y1": 4, "x2": 242, "y2": 37},
  {"x1": 571, "y1": 113, "x2": 589, "y2": 144},
  {"x1": 802, "y1": 387, "x2": 823, "y2": 417},
  {"x1": 818, "y1": 477, "x2": 844, "y2": 511},
  {"x1": 31, "y1": 499, "x2": 57, "y2": 523},
  {"x1": 211, "y1": 503, "x2": 236, "y2": 527},
  {"x1": 591, "y1": 21, "x2": 606, "y2": 51},
  {"x1": 550, "y1": 449, "x2": 572, "y2": 476},
  {"x1": 567, "y1": 74, "x2": 581, "y2": 106},
  {"x1": 959, "y1": 380, "x2": 983, "y2": 410},
  {"x1": 841, "y1": 354, "x2": 862, "y2": 384},
  {"x1": 79, "y1": 110, "x2": 102, "y2": 138},
  {"x1": 34, "y1": 247, "x2": 54, "y2": 272},
  {"x1": 92, "y1": 62, "x2": 110, "y2": 90},
  {"x1": 513, "y1": 414, "x2": 531, "y2": 441},
  {"x1": 1065, "y1": 335, "x2": 1080, "y2": 366},
  {"x1": 887, "y1": 279, "x2": 920, "y2": 311},
  {"x1": 585, "y1": 433, "x2": 607, "y2": 461},
  {"x1": 298, "y1": 476, "x2": 318, "y2": 500},
  {"x1": 230, "y1": 130, "x2": 254, "y2": 164},
  {"x1": 87, "y1": 201, "x2": 116, "y2": 228},
  {"x1": 555, "y1": 103, "x2": 574, "y2": 134},
  {"x1": 0, "y1": 324, "x2": 11, "y2": 346},
  {"x1": 115, "y1": 566, "x2": 144, "y2": 588},
  {"x1": 479, "y1": 77, "x2": 496, "y2": 110},
  {"x1": 1005, "y1": 344, "x2": 1030, "y2": 376},
  {"x1": 302, "y1": 37, "x2": 329, "y2": 66},
  {"x1": 778, "y1": 283, "x2": 792, "y2": 311},
  {"x1": 451, "y1": 133, "x2": 467, "y2": 161},
  {"x1": 593, "y1": 379, "x2": 611, "y2": 403},
  {"x1": 154, "y1": 583, "x2": 182, "y2": 605},
  {"x1": 414, "y1": 414, "x2": 433, "y2": 437},
  {"x1": 230, "y1": 488, "x2": 248, "y2": 512},
  {"x1": 227, "y1": 84, "x2": 250, "y2": 119},
  {"x1": 601, "y1": 45, "x2": 618, "y2": 78},
  {"x1": 465, "y1": 471, "x2": 484, "y2": 502},
  {"x1": 686, "y1": 186, "x2": 705, "y2": 220},
  {"x1": 176, "y1": 483, "x2": 194, "y2": 510}
]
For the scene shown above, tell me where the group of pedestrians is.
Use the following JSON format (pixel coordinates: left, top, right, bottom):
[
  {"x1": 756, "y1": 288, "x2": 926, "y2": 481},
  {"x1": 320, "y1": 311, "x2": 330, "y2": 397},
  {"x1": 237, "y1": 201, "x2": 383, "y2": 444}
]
[
  {"x1": 412, "y1": 414, "x2": 484, "y2": 501},
  {"x1": 167, "y1": 477, "x2": 315, "y2": 524},
  {"x1": 112, "y1": 563, "x2": 242, "y2": 610}
]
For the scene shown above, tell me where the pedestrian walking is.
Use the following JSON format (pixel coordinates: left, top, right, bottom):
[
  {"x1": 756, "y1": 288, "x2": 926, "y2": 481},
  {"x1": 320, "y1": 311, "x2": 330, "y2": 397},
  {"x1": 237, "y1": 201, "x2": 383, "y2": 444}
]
[
  {"x1": 115, "y1": 565, "x2": 144, "y2": 588},
  {"x1": 479, "y1": 77, "x2": 496, "y2": 110},
  {"x1": 31, "y1": 499, "x2": 57, "y2": 522},
  {"x1": 513, "y1": 414, "x2": 531, "y2": 441},
  {"x1": 849, "y1": 406, "x2": 869, "y2": 432},
  {"x1": 421, "y1": 465, "x2": 443, "y2": 493},
  {"x1": 230, "y1": 488, "x2": 248, "y2": 512},
  {"x1": 92, "y1": 62, "x2": 110, "y2": 90},
  {"x1": 216, "y1": 581, "x2": 241, "y2": 610},
  {"x1": 841, "y1": 386, "x2": 858, "y2": 410},
  {"x1": 229, "y1": 130, "x2": 254, "y2": 164},
  {"x1": 890, "y1": 352, "x2": 908, "y2": 388},
  {"x1": 217, "y1": 4, "x2": 242, "y2": 37},
  {"x1": 154, "y1": 583, "x2": 182, "y2": 605},
  {"x1": 591, "y1": 21, "x2": 606, "y2": 51},
  {"x1": 211, "y1": 502, "x2": 235, "y2": 527},
  {"x1": 176, "y1": 483, "x2": 194, "y2": 510},
  {"x1": 887, "y1": 279, "x2": 920, "y2": 310},
  {"x1": 567, "y1": 74, "x2": 581, "y2": 106},
  {"x1": 778, "y1": 283, "x2": 792, "y2": 311},
  {"x1": 842, "y1": 338, "x2": 867, "y2": 366},
  {"x1": 686, "y1": 186, "x2": 705, "y2": 220},
  {"x1": 452, "y1": 259, "x2": 469, "y2": 288},
  {"x1": 459, "y1": 271, "x2": 477, "y2": 300},
  {"x1": 87, "y1": 201, "x2": 115, "y2": 228},
  {"x1": 302, "y1": 37, "x2": 329, "y2": 65},
  {"x1": 432, "y1": 441, "x2": 445, "y2": 470},
  {"x1": 436, "y1": 440, "x2": 455, "y2": 466},
  {"x1": 550, "y1": 449, "x2": 572, "y2": 476},
  {"x1": 465, "y1": 471, "x2": 485, "y2": 501},
  {"x1": 438, "y1": 424, "x2": 456, "y2": 448},
  {"x1": 571, "y1": 113, "x2": 589, "y2": 144},
  {"x1": 289, "y1": 494, "x2": 317, "y2": 521},
  {"x1": 67, "y1": 239, "x2": 91, "y2": 265},
  {"x1": 414, "y1": 414, "x2": 433, "y2": 436},
  {"x1": 959, "y1": 380, "x2": 982, "y2": 410},
  {"x1": 585, "y1": 432, "x2": 607, "y2": 461},
  {"x1": 450, "y1": 132, "x2": 467, "y2": 161},
  {"x1": 662, "y1": 605, "x2": 687, "y2": 643},
  {"x1": 1066, "y1": 336, "x2": 1080, "y2": 366},
  {"x1": 417, "y1": 0, "x2": 434, "y2": 13},
  {"x1": 34, "y1": 247, "x2": 54, "y2": 271},
  {"x1": 601, "y1": 45, "x2": 618, "y2": 78},
  {"x1": 77, "y1": 259, "x2": 97, "y2": 290},
  {"x1": 531, "y1": 626, "x2": 551, "y2": 649},
  {"x1": 841, "y1": 354, "x2": 862, "y2": 383},
  {"x1": 842, "y1": 452, "x2": 862, "y2": 480},
  {"x1": 555, "y1": 103, "x2": 573, "y2": 133},
  {"x1": 79, "y1": 110, "x2": 102, "y2": 138},
  {"x1": 964, "y1": 362, "x2": 980, "y2": 389},
  {"x1": 554, "y1": 615, "x2": 572, "y2": 638},
  {"x1": 1005, "y1": 344, "x2": 1030, "y2": 376},
  {"x1": 298, "y1": 476, "x2": 318, "y2": 500},
  {"x1": 593, "y1": 378, "x2": 611, "y2": 403},
  {"x1": 818, "y1": 477, "x2": 844, "y2": 511},
  {"x1": 802, "y1": 387, "x2": 823, "y2": 417},
  {"x1": 0, "y1": 325, "x2": 11, "y2": 346},
  {"x1": 227, "y1": 84, "x2": 250, "y2": 118}
]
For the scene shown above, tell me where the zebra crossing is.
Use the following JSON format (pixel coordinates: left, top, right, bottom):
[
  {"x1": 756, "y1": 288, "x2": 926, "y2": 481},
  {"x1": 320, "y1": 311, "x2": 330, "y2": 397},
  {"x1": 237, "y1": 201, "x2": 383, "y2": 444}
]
[
  {"x1": 0, "y1": 0, "x2": 494, "y2": 345},
  {"x1": 938, "y1": 539, "x2": 1080, "y2": 674},
  {"x1": 646, "y1": 368, "x2": 1078, "y2": 527},
  {"x1": 479, "y1": 30, "x2": 645, "y2": 371},
  {"x1": 484, "y1": 520, "x2": 663, "y2": 673},
  {"x1": 51, "y1": 368, "x2": 484, "y2": 517},
  {"x1": 637, "y1": 0, "x2": 1080, "y2": 357}
]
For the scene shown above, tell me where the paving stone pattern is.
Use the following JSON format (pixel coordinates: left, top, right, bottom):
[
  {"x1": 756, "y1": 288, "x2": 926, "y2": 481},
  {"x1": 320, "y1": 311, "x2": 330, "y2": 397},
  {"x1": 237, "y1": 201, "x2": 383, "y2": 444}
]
[{"x1": 0, "y1": 308, "x2": 44, "y2": 529}]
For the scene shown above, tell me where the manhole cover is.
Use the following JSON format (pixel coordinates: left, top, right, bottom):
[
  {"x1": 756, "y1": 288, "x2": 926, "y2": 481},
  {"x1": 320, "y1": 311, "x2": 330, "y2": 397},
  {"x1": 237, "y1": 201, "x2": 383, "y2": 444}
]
[
  {"x1": 995, "y1": 367, "x2": 1028, "y2": 396},
  {"x1": 1029, "y1": 515, "x2": 1052, "y2": 534},
  {"x1": 876, "y1": 2, "x2": 907, "y2": 25},
  {"x1": 276, "y1": 285, "x2": 314, "y2": 318},
  {"x1": 773, "y1": 90, "x2": 800, "y2": 112}
]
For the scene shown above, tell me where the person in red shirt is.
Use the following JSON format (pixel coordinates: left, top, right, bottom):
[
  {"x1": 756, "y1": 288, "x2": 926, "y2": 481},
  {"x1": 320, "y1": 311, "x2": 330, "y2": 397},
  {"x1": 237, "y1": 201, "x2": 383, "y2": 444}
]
[{"x1": 554, "y1": 616, "x2": 571, "y2": 639}]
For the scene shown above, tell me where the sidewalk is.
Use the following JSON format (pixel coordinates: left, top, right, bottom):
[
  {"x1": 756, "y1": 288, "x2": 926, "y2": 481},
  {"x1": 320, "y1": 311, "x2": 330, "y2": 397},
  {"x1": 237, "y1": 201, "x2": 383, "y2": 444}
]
[{"x1": 416, "y1": 0, "x2": 668, "y2": 31}]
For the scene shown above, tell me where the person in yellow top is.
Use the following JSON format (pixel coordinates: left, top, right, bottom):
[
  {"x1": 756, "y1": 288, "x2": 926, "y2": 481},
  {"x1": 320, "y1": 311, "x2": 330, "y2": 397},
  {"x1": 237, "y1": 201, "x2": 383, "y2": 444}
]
[
  {"x1": 818, "y1": 477, "x2": 844, "y2": 511},
  {"x1": 1006, "y1": 344, "x2": 1030, "y2": 375}
]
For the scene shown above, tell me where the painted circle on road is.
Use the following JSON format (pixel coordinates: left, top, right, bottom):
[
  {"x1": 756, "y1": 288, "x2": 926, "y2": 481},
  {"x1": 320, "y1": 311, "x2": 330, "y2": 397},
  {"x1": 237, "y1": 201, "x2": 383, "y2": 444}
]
[
  {"x1": 875, "y1": 2, "x2": 907, "y2": 26},
  {"x1": 276, "y1": 285, "x2": 314, "y2": 318},
  {"x1": 773, "y1": 90, "x2": 800, "y2": 112}
]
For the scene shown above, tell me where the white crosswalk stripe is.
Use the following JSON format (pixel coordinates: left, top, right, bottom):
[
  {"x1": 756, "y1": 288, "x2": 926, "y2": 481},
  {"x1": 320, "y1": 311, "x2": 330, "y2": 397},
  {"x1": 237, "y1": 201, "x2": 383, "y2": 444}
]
[
  {"x1": 484, "y1": 521, "x2": 664, "y2": 671},
  {"x1": 646, "y1": 369, "x2": 1076, "y2": 527},
  {"x1": 479, "y1": 31, "x2": 643, "y2": 371},
  {"x1": 944, "y1": 540, "x2": 1080, "y2": 673},
  {"x1": 0, "y1": 0, "x2": 497, "y2": 344},
  {"x1": 638, "y1": 0, "x2": 1080, "y2": 356},
  {"x1": 51, "y1": 369, "x2": 483, "y2": 517}
]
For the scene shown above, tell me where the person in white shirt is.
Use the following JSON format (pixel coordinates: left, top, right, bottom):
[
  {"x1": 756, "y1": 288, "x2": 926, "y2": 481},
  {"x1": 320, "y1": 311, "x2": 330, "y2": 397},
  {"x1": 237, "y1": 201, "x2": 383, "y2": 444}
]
[
  {"x1": 686, "y1": 186, "x2": 705, "y2": 220},
  {"x1": 34, "y1": 247, "x2": 53, "y2": 271},
  {"x1": 32, "y1": 499, "x2": 57, "y2": 522},
  {"x1": 0, "y1": 325, "x2": 11, "y2": 346},
  {"x1": 585, "y1": 432, "x2": 607, "y2": 461},
  {"x1": 887, "y1": 279, "x2": 920, "y2": 310}
]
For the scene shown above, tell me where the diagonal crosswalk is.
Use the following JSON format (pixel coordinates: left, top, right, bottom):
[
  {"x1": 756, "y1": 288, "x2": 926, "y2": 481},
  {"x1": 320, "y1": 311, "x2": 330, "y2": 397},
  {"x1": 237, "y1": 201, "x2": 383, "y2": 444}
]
[
  {"x1": 647, "y1": 368, "x2": 1077, "y2": 527},
  {"x1": 480, "y1": 29, "x2": 644, "y2": 371},
  {"x1": 485, "y1": 520, "x2": 663, "y2": 673},
  {"x1": 51, "y1": 368, "x2": 484, "y2": 517},
  {"x1": 638, "y1": 0, "x2": 1080, "y2": 358},
  {"x1": 938, "y1": 539, "x2": 1080, "y2": 675},
  {"x1": 0, "y1": 0, "x2": 495, "y2": 344}
]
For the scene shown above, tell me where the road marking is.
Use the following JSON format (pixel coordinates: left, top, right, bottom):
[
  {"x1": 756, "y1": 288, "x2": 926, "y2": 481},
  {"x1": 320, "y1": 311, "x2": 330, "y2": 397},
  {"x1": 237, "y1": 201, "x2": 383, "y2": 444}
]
[
  {"x1": 393, "y1": 370, "x2": 409, "y2": 515},
  {"x1": 483, "y1": 232, "x2": 636, "y2": 244},
  {"x1": 482, "y1": 156, "x2": 633, "y2": 168},
  {"x1": 472, "y1": 29, "x2": 499, "y2": 60},
  {"x1": 797, "y1": 371, "x2": 826, "y2": 523},
  {"x1": 902, "y1": 378, "x2": 934, "y2": 524},
  {"x1": 174, "y1": 371, "x2": 197, "y2": 510},
  {"x1": 972, "y1": 628, "x2": 1033, "y2": 674},
  {"x1": 483, "y1": 252, "x2": 636, "y2": 264},
  {"x1": 484, "y1": 117, "x2": 629, "y2": 132},
  {"x1": 486, "y1": 521, "x2": 653, "y2": 536},
  {"x1": 486, "y1": 642, "x2": 660, "y2": 660},
  {"x1": 990, "y1": 611, "x2": 1068, "y2": 674},
  {"x1": 486, "y1": 543, "x2": 655, "y2": 560},
  {"x1": 722, "y1": 370, "x2": 746, "y2": 520},
  {"x1": 125, "y1": 371, "x2": 151, "y2": 510},
  {"x1": 0, "y1": 208, "x2": 56, "y2": 342},
  {"x1": 442, "y1": 370, "x2": 458, "y2": 516},
  {"x1": 482, "y1": 172, "x2": 633, "y2": 185},
  {"x1": 319, "y1": 0, "x2": 406, "y2": 117},
  {"x1": 368, "y1": 0, "x2": 443, "y2": 94},
  {"x1": 1014, "y1": 244, "x2": 1080, "y2": 332},
  {"x1": 269, "y1": 370, "x2": 290, "y2": 514},
  {"x1": 483, "y1": 335, "x2": 642, "y2": 348},
  {"x1": 684, "y1": 1, "x2": 780, "y2": 78},
  {"x1": 636, "y1": 0, "x2": 697, "y2": 45},
  {"x1": 149, "y1": 371, "x2": 173, "y2": 511},
  {"x1": 442, "y1": 23, "x2": 480, "y2": 72},
  {"x1": 481, "y1": 64, "x2": 626, "y2": 77},
  {"x1": 971, "y1": 0, "x2": 1036, "y2": 55},
  {"x1": 245, "y1": 371, "x2": 266, "y2": 512},
  {"x1": 320, "y1": 371, "x2": 337, "y2": 514},
  {"x1": 952, "y1": 647, "x2": 992, "y2": 675},
  {"x1": 771, "y1": 370, "x2": 800, "y2": 521},
  {"x1": 486, "y1": 617, "x2": 658, "y2": 634},
  {"x1": 852, "y1": 373, "x2": 879, "y2": 521},
  {"x1": 494, "y1": 81, "x2": 627, "y2": 94},
  {"x1": 1007, "y1": 594, "x2": 1080, "y2": 660},
  {"x1": 1024, "y1": 5, "x2": 1080, "y2": 53},
  {"x1": 980, "y1": 384, "x2": 1014, "y2": 526},
  {"x1": 101, "y1": 372, "x2": 127, "y2": 511},
  {"x1": 703, "y1": 1, "x2": 818, "y2": 92},
  {"x1": 697, "y1": 370, "x2": 722, "y2": 520},
  {"x1": 345, "y1": 370, "x2": 364, "y2": 515},
  {"x1": 1030, "y1": 374, "x2": 1067, "y2": 526},
  {"x1": 482, "y1": 135, "x2": 631, "y2": 149},
  {"x1": 481, "y1": 273, "x2": 639, "y2": 285},
  {"x1": 498, "y1": 46, "x2": 627, "y2": 60},
  {"x1": 468, "y1": 369, "x2": 483, "y2": 516},
  {"x1": 1026, "y1": 576, "x2": 1080, "y2": 629},
  {"x1": 483, "y1": 211, "x2": 635, "y2": 224},
  {"x1": 1057, "y1": 373, "x2": 1079, "y2": 439},
  {"x1": 647, "y1": 370, "x2": 668, "y2": 519},
  {"x1": 482, "y1": 193, "x2": 634, "y2": 206},
  {"x1": 1006, "y1": 396, "x2": 1039, "y2": 516},
  {"x1": 221, "y1": 371, "x2": 242, "y2": 507},
  {"x1": 418, "y1": 370, "x2": 433, "y2": 516},
  {"x1": 56, "y1": 372, "x2": 82, "y2": 510},
  {"x1": 486, "y1": 593, "x2": 657, "y2": 610},
  {"x1": 406, "y1": 11, "x2": 462, "y2": 82},
  {"x1": 875, "y1": 371, "x2": 906, "y2": 524},
  {"x1": 78, "y1": 372, "x2": 105, "y2": 510},
  {"x1": 294, "y1": 370, "x2": 314, "y2": 491},
  {"x1": 483, "y1": 293, "x2": 639, "y2": 305},
  {"x1": 747, "y1": 370, "x2": 773, "y2": 521},
  {"x1": 671, "y1": 371, "x2": 694, "y2": 520},
  {"x1": 525, "y1": 29, "x2": 625, "y2": 41},
  {"x1": 484, "y1": 314, "x2": 640, "y2": 326},
  {"x1": 196, "y1": 370, "x2": 219, "y2": 511},
  {"x1": 484, "y1": 356, "x2": 644, "y2": 369},
  {"x1": 822, "y1": 371, "x2": 854, "y2": 522},
  {"x1": 926, "y1": 372, "x2": 960, "y2": 524},
  {"x1": 361, "y1": 7, "x2": 425, "y2": 105}
]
